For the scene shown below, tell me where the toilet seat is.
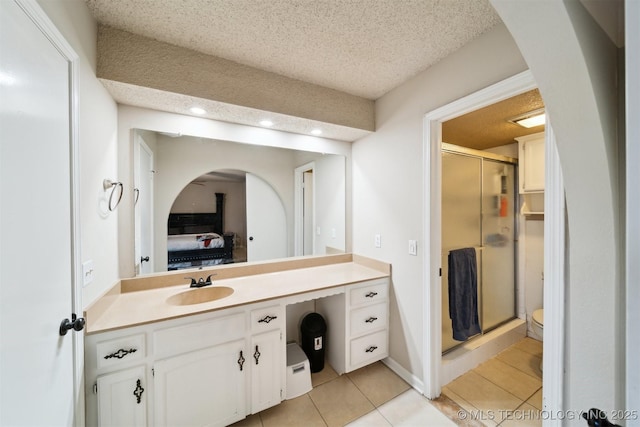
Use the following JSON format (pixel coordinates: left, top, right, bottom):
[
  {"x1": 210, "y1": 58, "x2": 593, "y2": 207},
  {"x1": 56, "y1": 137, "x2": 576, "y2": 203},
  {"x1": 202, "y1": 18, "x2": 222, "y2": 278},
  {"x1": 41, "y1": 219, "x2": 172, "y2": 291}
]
[{"x1": 532, "y1": 309, "x2": 544, "y2": 327}]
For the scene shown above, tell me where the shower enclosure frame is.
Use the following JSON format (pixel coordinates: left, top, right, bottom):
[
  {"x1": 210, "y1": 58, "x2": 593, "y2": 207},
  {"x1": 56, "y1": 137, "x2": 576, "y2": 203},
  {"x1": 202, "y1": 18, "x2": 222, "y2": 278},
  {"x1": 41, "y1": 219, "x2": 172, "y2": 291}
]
[{"x1": 440, "y1": 143, "x2": 519, "y2": 354}]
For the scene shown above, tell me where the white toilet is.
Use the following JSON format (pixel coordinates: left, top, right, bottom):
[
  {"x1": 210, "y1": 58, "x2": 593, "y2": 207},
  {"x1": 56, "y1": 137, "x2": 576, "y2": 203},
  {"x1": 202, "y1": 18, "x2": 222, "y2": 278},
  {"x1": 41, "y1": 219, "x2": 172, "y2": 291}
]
[
  {"x1": 531, "y1": 309, "x2": 544, "y2": 371},
  {"x1": 531, "y1": 308, "x2": 544, "y2": 340}
]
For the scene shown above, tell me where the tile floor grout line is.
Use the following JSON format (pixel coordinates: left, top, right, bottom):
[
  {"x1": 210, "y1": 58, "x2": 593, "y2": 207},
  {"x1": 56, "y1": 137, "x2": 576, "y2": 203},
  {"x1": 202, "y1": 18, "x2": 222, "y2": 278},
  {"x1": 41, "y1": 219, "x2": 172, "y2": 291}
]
[
  {"x1": 307, "y1": 363, "x2": 340, "y2": 426},
  {"x1": 470, "y1": 366, "x2": 541, "y2": 403}
]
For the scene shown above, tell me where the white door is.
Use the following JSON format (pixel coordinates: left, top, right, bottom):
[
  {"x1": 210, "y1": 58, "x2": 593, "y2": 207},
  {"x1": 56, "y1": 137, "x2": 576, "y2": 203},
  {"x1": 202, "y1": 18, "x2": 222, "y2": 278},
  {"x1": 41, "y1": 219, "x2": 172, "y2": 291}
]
[
  {"x1": 134, "y1": 134, "x2": 154, "y2": 274},
  {"x1": 245, "y1": 173, "x2": 287, "y2": 261},
  {"x1": 0, "y1": 0, "x2": 80, "y2": 425}
]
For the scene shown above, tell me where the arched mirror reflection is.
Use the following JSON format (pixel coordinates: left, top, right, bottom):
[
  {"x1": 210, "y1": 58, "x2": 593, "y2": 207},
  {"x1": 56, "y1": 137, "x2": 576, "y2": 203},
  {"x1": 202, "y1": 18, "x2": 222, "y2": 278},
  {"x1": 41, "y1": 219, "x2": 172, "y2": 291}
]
[{"x1": 133, "y1": 130, "x2": 346, "y2": 275}]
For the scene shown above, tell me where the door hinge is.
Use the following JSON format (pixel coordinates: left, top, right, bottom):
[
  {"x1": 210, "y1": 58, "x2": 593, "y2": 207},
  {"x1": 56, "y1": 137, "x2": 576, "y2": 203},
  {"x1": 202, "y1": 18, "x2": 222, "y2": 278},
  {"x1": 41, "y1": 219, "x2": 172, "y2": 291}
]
[
  {"x1": 280, "y1": 389, "x2": 283, "y2": 399},
  {"x1": 152, "y1": 368, "x2": 154, "y2": 377},
  {"x1": 439, "y1": 268, "x2": 442, "y2": 277},
  {"x1": 93, "y1": 382, "x2": 98, "y2": 395}
]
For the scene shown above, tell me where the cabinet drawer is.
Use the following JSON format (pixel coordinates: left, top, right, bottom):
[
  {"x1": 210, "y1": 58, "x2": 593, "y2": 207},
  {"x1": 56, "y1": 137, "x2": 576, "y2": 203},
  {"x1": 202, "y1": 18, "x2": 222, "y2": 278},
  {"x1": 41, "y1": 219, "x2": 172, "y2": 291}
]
[
  {"x1": 349, "y1": 330, "x2": 388, "y2": 368},
  {"x1": 349, "y1": 302, "x2": 387, "y2": 338},
  {"x1": 154, "y1": 312, "x2": 245, "y2": 358},
  {"x1": 349, "y1": 280, "x2": 388, "y2": 307},
  {"x1": 96, "y1": 334, "x2": 145, "y2": 369},
  {"x1": 250, "y1": 304, "x2": 284, "y2": 334}
]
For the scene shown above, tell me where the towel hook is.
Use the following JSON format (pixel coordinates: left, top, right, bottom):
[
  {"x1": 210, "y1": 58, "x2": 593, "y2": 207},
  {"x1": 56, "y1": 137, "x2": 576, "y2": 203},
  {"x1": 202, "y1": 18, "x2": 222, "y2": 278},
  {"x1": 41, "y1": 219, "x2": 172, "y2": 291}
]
[{"x1": 103, "y1": 179, "x2": 124, "y2": 211}]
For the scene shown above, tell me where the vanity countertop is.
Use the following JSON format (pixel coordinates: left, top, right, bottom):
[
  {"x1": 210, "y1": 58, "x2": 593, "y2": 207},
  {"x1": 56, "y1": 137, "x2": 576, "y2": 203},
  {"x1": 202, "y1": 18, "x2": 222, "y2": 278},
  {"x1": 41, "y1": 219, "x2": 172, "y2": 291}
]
[{"x1": 84, "y1": 254, "x2": 390, "y2": 334}]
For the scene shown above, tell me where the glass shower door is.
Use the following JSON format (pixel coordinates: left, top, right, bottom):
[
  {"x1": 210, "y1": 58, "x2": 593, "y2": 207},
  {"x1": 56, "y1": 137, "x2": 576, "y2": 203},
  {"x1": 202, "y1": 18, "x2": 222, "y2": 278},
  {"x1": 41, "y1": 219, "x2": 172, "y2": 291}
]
[
  {"x1": 441, "y1": 148, "x2": 516, "y2": 353},
  {"x1": 441, "y1": 152, "x2": 482, "y2": 352},
  {"x1": 481, "y1": 160, "x2": 516, "y2": 330}
]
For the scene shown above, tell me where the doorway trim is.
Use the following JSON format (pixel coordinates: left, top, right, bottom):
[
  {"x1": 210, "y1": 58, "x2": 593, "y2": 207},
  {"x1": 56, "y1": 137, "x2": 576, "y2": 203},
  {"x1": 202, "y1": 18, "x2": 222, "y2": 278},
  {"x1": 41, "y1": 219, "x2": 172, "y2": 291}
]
[
  {"x1": 294, "y1": 162, "x2": 315, "y2": 256},
  {"x1": 422, "y1": 70, "x2": 565, "y2": 410}
]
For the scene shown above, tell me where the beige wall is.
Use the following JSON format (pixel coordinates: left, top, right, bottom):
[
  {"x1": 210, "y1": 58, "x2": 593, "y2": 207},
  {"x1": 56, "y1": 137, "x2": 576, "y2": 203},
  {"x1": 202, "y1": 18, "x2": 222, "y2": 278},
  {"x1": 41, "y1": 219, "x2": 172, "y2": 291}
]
[
  {"x1": 352, "y1": 23, "x2": 528, "y2": 382},
  {"x1": 36, "y1": 0, "x2": 120, "y2": 307}
]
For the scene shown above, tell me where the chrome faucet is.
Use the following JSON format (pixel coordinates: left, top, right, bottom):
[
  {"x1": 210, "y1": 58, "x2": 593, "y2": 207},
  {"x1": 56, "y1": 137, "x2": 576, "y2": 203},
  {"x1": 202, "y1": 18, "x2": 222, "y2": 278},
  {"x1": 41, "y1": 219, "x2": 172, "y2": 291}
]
[{"x1": 185, "y1": 274, "x2": 216, "y2": 288}]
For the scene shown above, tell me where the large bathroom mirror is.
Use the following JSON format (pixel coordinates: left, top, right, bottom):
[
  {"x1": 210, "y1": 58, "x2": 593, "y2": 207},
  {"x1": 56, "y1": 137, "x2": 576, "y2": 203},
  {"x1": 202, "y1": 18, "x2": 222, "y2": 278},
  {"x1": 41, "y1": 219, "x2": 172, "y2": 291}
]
[{"x1": 133, "y1": 129, "x2": 346, "y2": 275}]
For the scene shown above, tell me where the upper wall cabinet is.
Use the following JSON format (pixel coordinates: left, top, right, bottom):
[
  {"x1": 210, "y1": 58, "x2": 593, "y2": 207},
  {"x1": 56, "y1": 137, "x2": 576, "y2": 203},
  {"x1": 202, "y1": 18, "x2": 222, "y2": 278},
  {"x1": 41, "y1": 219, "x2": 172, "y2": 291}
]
[{"x1": 516, "y1": 132, "x2": 545, "y2": 193}]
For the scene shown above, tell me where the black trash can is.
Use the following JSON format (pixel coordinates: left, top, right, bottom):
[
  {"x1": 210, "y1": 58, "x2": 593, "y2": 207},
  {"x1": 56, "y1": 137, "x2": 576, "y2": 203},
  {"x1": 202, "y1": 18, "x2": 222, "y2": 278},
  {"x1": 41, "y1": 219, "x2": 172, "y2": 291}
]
[{"x1": 300, "y1": 313, "x2": 326, "y2": 373}]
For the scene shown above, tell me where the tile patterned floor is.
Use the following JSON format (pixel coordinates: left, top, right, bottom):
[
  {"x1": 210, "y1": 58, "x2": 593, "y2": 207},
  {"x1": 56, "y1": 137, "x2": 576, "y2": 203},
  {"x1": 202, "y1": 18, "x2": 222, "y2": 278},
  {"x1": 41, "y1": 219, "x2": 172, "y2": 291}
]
[
  {"x1": 443, "y1": 338, "x2": 543, "y2": 426},
  {"x1": 232, "y1": 337, "x2": 543, "y2": 427}
]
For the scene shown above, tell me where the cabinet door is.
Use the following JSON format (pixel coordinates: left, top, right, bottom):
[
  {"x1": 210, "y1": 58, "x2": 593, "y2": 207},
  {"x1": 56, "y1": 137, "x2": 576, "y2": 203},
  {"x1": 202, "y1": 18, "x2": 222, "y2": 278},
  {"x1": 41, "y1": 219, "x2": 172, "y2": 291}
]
[
  {"x1": 97, "y1": 366, "x2": 147, "y2": 427},
  {"x1": 522, "y1": 138, "x2": 545, "y2": 192},
  {"x1": 154, "y1": 340, "x2": 246, "y2": 427},
  {"x1": 250, "y1": 330, "x2": 282, "y2": 413}
]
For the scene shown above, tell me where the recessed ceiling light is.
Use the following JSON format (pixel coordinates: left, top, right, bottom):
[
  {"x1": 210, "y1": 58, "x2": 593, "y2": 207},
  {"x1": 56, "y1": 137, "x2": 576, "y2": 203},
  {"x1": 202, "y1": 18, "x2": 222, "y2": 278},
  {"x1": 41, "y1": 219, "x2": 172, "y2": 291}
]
[
  {"x1": 508, "y1": 108, "x2": 546, "y2": 128},
  {"x1": 189, "y1": 107, "x2": 206, "y2": 115},
  {"x1": 311, "y1": 129, "x2": 322, "y2": 135},
  {"x1": 259, "y1": 120, "x2": 274, "y2": 127}
]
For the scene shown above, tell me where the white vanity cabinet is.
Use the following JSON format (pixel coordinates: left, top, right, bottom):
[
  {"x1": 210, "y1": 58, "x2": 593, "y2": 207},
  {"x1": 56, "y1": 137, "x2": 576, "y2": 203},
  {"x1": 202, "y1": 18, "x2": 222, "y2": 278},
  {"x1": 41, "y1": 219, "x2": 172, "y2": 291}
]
[
  {"x1": 153, "y1": 339, "x2": 246, "y2": 427},
  {"x1": 316, "y1": 278, "x2": 389, "y2": 374},
  {"x1": 85, "y1": 333, "x2": 148, "y2": 427},
  {"x1": 152, "y1": 311, "x2": 248, "y2": 427},
  {"x1": 85, "y1": 266, "x2": 390, "y2": 426},
  {"x1": 85, "y1": 305, "x2": 283, "y2": 427}
]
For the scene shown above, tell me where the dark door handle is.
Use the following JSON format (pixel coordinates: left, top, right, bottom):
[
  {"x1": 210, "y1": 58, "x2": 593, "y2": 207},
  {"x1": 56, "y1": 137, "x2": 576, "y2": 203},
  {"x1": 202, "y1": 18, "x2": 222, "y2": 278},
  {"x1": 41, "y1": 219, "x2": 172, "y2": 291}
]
[
  {"x1": 59, "y1": 313, "x2": 85, "y2": 336},
  {"x1": 249, "y1": 236, "x2": 254, "y2": 241},
  {"x1": 141, "y1": 256, "x2": 150, "y2": 263}
]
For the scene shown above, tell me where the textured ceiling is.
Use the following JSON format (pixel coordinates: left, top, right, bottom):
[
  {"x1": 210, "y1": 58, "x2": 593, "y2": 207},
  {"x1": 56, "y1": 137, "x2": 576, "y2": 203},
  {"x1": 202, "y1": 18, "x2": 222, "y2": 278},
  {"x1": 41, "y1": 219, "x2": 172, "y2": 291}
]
[
  {"x1": 442, "y1": 89, "x2": 545, "y2": 150},
  {"x1": 85, "y1": 0, "x2": 501, "y2": 100}
]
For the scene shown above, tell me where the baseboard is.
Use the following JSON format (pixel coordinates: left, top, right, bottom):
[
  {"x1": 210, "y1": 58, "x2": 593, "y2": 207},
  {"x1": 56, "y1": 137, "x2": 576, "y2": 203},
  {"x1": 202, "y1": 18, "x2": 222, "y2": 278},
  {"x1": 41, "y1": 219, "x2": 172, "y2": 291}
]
[{"x1": 381, "y1": 356, "x2": 425, "y2": 396}]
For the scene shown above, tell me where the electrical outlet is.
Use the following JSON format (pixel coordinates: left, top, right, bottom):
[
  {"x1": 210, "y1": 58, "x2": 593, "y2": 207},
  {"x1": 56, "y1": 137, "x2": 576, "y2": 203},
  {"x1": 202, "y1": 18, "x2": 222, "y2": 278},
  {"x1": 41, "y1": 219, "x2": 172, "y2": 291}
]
[
  {"x1": 374, "y1": 234, "x2": 381, "y2": 248},
  {"x1": 316, "y1": 226, "x2": 321, "y2": 235},
  {"x1": 331, "y1": 228, "x2": 336, "y2": 238},
  {"x1": 82, "y1": 260, "x2": 94, "y2": 287},
  {"x1": 409, "y1": 240, "x2": 417, "y2": 256}
]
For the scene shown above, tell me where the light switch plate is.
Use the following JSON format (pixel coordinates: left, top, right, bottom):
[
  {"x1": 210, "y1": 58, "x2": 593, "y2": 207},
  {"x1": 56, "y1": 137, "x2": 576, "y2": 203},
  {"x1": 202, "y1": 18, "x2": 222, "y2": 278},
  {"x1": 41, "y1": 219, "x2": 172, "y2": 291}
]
[
  {"x1": 409, "y1": 240, "x2": 418, "y2": 256},
  {"x1": 374, "y1": 234, "x2": 381, "y2": 248},
  {"x1": 82, "y1": 260, "x2": 94, "y2": 287}
]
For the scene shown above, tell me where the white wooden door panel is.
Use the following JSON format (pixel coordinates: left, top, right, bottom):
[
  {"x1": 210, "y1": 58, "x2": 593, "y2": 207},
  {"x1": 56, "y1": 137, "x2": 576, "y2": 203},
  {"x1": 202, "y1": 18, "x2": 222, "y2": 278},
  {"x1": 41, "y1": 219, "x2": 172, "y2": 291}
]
[
  {"x1": 0, "y1": 1, "x2": 79, "y2": 425},
  {"x1": 245, "y1": 173, "x2": 287, "y2": 261}
]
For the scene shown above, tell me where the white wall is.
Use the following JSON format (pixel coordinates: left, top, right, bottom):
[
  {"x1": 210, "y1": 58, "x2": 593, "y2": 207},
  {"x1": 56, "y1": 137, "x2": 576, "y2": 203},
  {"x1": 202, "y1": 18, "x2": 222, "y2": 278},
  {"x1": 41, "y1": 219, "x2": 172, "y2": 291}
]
[
  {"x1": 626, "y1": 0, "x2": 640, "y2": 421},
  {"x1": 36, "y1": 0, "x2": 119, "y2": 308},
  {"x1": 352, "y1": 24, "x2": 527, "y2": 383},
  {"x1": 491, "y1": 0, "x2": 624, "y2": 417},
  {"x1": 294, "y1": 152, "x2": 347, "y2": 254}
]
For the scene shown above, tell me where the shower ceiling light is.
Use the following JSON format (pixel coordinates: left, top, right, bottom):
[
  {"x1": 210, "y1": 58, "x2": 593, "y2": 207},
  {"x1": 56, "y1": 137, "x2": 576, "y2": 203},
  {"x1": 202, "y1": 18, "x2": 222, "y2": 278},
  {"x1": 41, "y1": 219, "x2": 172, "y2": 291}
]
[{"x1": 508, "y1": 108, "x2": 546, "y2": 128}]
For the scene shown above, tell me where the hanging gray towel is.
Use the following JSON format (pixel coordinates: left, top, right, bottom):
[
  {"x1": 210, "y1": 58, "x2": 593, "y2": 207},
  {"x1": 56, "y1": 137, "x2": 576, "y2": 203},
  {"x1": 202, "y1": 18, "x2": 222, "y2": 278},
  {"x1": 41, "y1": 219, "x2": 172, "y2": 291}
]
[{"x1": 448, "y1": 248, "x2": 481, "y2": 341}]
